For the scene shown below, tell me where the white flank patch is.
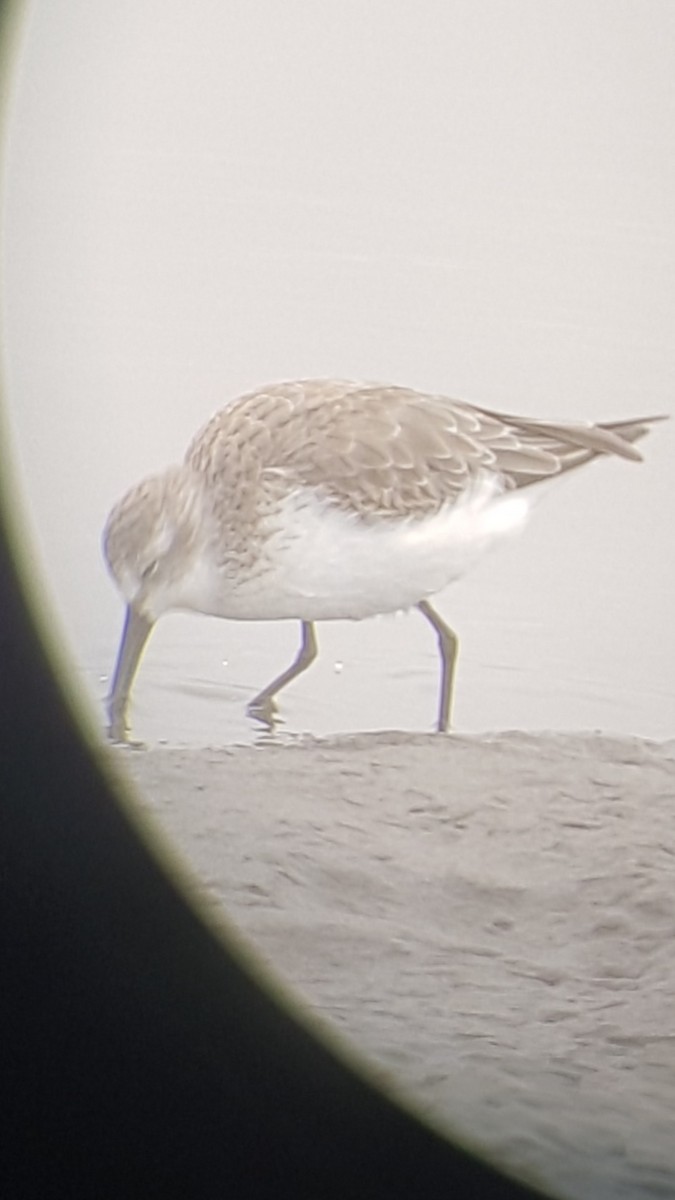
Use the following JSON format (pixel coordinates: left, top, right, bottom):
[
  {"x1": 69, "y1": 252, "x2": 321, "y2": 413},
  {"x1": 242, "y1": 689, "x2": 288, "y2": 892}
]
[{"x1": 238, "y1": 474, "x2": 533, "y2": 621}]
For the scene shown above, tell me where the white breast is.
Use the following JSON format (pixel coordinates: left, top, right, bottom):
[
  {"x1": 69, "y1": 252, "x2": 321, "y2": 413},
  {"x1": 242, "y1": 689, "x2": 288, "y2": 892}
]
[{"x1": 191, "y1": 474, "x2": 531, "y2": 622}]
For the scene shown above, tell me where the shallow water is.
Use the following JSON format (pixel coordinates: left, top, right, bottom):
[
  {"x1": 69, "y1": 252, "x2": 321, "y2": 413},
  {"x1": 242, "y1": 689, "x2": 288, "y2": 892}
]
[
  {"x1": 3, "y1": 15, "x2": 675, "y2": 1196},
  {"x1": 4, "y1": 3, "x2": 673, "y2": 750}
]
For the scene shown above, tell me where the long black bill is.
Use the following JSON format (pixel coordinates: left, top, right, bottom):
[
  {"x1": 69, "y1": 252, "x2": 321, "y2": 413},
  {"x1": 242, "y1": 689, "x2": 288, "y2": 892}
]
[{"x1": 107, "y1": 605, "x2": 154, "y2": 742}]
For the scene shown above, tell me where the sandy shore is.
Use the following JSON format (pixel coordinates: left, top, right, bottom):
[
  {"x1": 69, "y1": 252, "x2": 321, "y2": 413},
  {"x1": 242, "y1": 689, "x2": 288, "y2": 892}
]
[{"x1": 110, "y1": 731, "x2": 675, "y2": 1199}]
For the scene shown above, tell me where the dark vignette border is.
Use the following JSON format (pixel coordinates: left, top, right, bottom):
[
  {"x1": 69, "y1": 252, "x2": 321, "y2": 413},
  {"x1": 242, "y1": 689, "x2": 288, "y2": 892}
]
[{"x1": 0, "y1": 4, "x2": 546, "y2": 1194}]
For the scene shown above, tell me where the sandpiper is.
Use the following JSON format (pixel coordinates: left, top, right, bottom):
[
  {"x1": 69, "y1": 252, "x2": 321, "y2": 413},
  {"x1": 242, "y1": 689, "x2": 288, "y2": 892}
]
[{"x1": 103, "y1": 379, "x2": 663, "y2": 740}]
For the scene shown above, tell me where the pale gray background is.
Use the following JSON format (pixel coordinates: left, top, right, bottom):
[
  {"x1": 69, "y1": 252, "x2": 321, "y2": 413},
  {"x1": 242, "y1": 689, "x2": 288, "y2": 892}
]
[{"x1": 2, "y1": 0, "x2": 674, "y2": 746}]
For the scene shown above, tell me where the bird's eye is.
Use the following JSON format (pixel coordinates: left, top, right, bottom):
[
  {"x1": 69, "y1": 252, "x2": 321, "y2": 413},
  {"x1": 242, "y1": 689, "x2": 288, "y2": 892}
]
[{"x1": 140, "y1": 560, "x2": 159, "y2": 582}]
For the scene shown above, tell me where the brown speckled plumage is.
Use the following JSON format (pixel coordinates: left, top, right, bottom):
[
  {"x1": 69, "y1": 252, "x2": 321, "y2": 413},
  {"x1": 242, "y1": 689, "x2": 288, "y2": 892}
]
[
  {"x1": 185, "y1": 379, "x2": 655, "y2": 525},
  {"x1": 103, "y1": 378, "x2": 664, "y2": 739}
]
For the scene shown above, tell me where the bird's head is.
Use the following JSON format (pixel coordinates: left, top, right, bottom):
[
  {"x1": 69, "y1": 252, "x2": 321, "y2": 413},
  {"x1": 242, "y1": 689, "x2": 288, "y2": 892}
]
[{"x1": 103, "y1": 465, "x2": 203, "y2": 621}]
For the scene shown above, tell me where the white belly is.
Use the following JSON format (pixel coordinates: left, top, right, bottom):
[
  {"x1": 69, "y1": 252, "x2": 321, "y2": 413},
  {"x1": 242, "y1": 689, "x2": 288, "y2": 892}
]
[{"x1": 191, "y1": 475, "x2": 531, "y2": 622}]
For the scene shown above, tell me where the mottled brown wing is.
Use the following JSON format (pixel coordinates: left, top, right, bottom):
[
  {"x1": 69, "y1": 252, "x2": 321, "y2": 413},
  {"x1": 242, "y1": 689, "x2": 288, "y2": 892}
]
[
  {"x1": 185, "y1": 380, "x2": 661, "y2": 521},
  {"x1": 254, "y1": 383, "x2": 562, "y2": 517}
]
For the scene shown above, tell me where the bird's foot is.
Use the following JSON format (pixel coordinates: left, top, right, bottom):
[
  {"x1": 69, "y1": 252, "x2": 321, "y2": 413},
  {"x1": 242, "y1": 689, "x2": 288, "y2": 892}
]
[
  {"x1": 246, "y1": 694, "x2": 283, "y2": 731},
  {"x1": 106, "y1": 717, "x2": 146, "y2": 749}
]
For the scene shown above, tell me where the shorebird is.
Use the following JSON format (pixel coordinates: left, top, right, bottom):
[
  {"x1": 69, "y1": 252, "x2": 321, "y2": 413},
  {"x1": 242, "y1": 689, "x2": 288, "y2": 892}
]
[{"x1": 103, "y1": 379, "x2": 663, "y2": 741}]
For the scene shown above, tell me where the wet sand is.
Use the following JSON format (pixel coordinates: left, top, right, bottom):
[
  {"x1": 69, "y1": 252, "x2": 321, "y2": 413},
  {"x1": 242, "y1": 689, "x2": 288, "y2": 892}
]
[{"x1": 111, "y1": 731, "x2": 675, "y2": 1199}]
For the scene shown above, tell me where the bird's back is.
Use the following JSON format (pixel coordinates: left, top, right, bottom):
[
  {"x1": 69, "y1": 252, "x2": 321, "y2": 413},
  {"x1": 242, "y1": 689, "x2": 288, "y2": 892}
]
[{"x1": 185, "y1": 379, "x2": 663, "y2": 522}]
